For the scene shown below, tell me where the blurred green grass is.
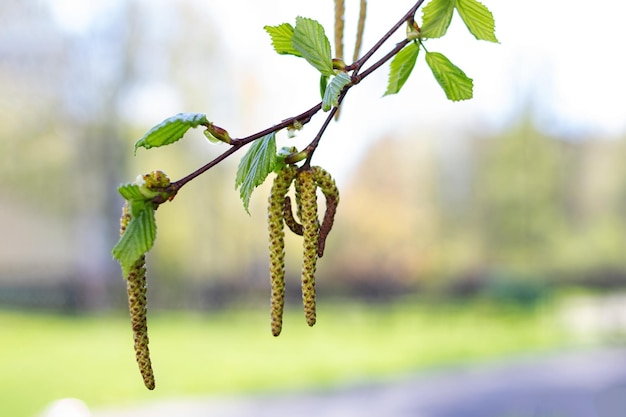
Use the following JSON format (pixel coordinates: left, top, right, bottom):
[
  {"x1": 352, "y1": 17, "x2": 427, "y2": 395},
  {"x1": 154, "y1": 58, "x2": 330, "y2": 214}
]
[{"x1": 0, "y1": 300, "x2": 570, "y2": 417}]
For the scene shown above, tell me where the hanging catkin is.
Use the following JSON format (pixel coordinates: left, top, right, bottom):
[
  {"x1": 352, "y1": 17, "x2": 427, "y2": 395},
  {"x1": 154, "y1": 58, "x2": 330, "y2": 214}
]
[
  {"x1": 334, "y1": 0, "x2": 345, "y2": 60},
  {"x1": 295, "y1": 168, "x2": 319, "y2": 326},
  {"x1": 120, "y1": 202, "x2": 155, "y2": 390},
  {"x1": 267, "y1": 166, "x2": 296, "y2": 336},
  {"x1": 313, "y1": 166, "x2": 340, "y2": 257},
  {"x1": 353, "y1": 0, "x2": 367, "y2": 62},
  {"x1": 283, "y1": 196, "x2": 304, "y2": 236}
]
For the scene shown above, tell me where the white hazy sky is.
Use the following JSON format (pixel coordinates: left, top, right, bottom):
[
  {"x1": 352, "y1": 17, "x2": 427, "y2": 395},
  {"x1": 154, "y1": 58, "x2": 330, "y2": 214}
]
[{"x1": 48, "y1": 0, "x2": 626, "y2": 179}]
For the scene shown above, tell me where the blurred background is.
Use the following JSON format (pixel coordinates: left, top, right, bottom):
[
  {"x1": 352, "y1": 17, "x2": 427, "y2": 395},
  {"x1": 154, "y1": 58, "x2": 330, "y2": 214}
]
[{"x1": 2, "y1": 1, "x2": 626, "y2": 416}]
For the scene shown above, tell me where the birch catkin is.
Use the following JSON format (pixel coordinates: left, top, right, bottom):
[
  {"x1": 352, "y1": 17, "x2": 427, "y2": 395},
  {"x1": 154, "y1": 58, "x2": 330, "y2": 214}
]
[
  {"x1": 119, "y1": 202, "x2": 155, "y2": 390},
  {"x1": 334, "y1": 0, "x2": 345, "y2": 60},
  {"x1": 126, "y1": 255, "x2": 154, "y2": 390},
  {"x1": 283, "y1": 196, "x2": 304, "y2": 236},
  {"x1": 268, "y1": 166, "x2": 296, "y2": 336},
  {"x1": 295, "y1": 168, "x2": 319, "y2": 327},
  {"x1": 312, "y1": 166, "x2": 340, "y2": 258},
  {"x1": 353, "y1": 0, "x2": 368, "y2": 62}
]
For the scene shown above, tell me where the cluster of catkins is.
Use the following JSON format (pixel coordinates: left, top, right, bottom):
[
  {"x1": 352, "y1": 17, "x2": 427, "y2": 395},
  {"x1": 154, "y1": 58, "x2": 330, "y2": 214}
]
[
  {"x1": 119, "y1": 167, "x2": 338, "y2": 389},
  {"x1": 268, "y1": 165, "x2": 339, "y2": 336}
]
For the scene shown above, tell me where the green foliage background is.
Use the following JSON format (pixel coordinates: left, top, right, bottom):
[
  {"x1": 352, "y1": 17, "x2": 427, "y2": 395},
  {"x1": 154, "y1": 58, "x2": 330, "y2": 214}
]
[{"x1": 0, "y1": 301, "x2": 572, "y2": 417}]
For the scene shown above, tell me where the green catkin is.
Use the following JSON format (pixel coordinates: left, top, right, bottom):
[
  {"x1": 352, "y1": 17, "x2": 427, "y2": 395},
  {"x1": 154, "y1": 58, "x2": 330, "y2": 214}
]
[
  {"x1": 268, "y1": 166, "x2": 296, "y2": 336},
  {"x1": 312, "y1": 166, "x2": 340, "y2": 258},
  {"x1": 334, "y1": 0, "x2": 345, "y2": 60},
  {"x1": 353, "y1": 0, "x2": 367, "y2": 62},
  {"x1": 120, "y1": 202, "x2": 131, "y2": 235},
  {"x1": 126, "y1": 256, "x2": 154, "y2": 390},
  {"x1": 295, "y1": 168, "x2": 319, "y2": 327},
  {"x1": 119, "y1": 203, "x2": 155, "y2": 390},
  {"x1": 283, "y1": 196, "x2": 304, "y2": 236}
]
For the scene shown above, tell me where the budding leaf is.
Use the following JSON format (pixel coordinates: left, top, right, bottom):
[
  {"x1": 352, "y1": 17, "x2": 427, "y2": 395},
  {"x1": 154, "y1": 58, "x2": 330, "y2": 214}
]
[
  {"x1": 425, "y1": 51, "x2": 473, "y2": 101},
  {"x1": 236, "y1": 132, "x2": 277, "y2": 213},
  {"x1": 322, "y1": 72, "x2": 351, "y2": 111},
  {"x1": 420, "y1": 0, "x2": 455, "y2": 39},
  {"x1": 384, "y1": 42, "x2": 420, "y2": 96},
  {"x1": 134, "y1": 113, "x2": 208, "y2": 154},
  {"x1": 118, "y1": 184, "x2": 145, "y2": 201},
  {"x1": 455, "y1": 0, "x2": 498, "y2": 42},
  {"x1": 292, "y1": 17, "x2": 334, "y2": 77},
  {"x1": 112, "y1": 199, "x2": 157, "y2": 277},
  {"x1": 319, "y1": 74, "x2": 329, "y2": 99},
  {"x1": 264, "y1": 23, "x2": 302, "y2": 57}
]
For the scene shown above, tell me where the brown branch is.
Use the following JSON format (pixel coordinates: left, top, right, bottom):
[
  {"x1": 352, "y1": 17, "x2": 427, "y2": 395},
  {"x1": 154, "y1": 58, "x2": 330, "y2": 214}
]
[
  {"x1": 358, "y1": 39, "x2": 410, "y2": 81},
  {"x1": 302, "y1": 97, "x2": 342, "y2": 168}
]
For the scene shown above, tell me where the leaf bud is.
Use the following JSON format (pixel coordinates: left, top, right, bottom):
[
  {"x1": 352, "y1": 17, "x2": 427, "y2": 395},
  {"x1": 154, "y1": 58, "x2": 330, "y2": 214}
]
[
  {"x1": 136, "y1": 171, "x2": 175, "y2": 202},
  {"x1": 332, "y1": 58, "x2": 347, "y2": 71},
  {"x1": 143, "y1": 170, "x2": 170, "y2": 189},
  {"x1": 204, "y1": 123, "x2": 232, "y2": 144},
  {"x1": 407, "y1": 20, "x2": 421, "y2": 41}
]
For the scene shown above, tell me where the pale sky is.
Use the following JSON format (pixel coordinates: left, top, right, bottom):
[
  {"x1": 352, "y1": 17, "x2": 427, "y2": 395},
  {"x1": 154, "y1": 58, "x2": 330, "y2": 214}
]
[{"x1": 47, "y1": 0, "x2": 626, "y2": 179}]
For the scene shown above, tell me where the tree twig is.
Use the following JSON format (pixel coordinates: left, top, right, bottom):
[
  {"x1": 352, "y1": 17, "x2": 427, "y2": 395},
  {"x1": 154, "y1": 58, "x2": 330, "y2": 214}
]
[{"x1": 169, "y1": 0, "x2": 425, "y2": 197}]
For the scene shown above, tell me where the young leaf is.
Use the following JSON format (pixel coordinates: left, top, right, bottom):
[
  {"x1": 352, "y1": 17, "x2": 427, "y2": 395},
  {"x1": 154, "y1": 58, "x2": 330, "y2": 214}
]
[
  {"x1": 134, "y1": 113, "x2": 208, "y2": 154},
  {"x1": 319, "y1": 74, "x2": 329, "y2": 99},
  {"x1": 455, "y1": 0, "x2": 498, "y2": 42},
  {"x1": 264, "y1": 23, "x2": 302, "y2": 57},
  {"x1": 425, "y1": 51, "x2": 473, "y2": 101},
  {"x1": 384, "y1": 42, "x2": 420, "y2": 96},
  {"x1": 235, "y1": 132, "x2": 278, "y2": 213},
  {"x1": 118, "y1": 184, "x2": 145, "y2": 201},
  {"x1": 292, "y1": 17, "x2": 334, "y2": 77},
  {"x1": 420, "y1": 0, "x2": 455, "y2": 39},
  {"x1": 322, "y1": 72, "x2": 351, "y2": 111},
  {"x1": 112, "y1": 202, "x2": 157, "y2": 277}
]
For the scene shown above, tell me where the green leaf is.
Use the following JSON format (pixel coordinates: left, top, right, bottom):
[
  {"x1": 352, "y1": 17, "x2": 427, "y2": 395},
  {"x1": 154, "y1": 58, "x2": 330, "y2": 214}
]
[
  {"x1": 134, "y1": 113, "x2": 208, "y2": 154},
  {"x1": 264, "y1": 23, "x2": 302, "y2": 56},
  {"x1": 420, "y1": 0, "x2": 455, "y2": 39},
  {"x1": 322, "y1": 72, "x2": 351, "y2": 111},
  {"x1": 292, "y1": 17, "x2": 334, "y2": 76},
  {"x1": 319, "y1": 74, "x2": 329, "y2": 99},
  {"x1": 384, "y1": 42, "x2": 420, "y2": 96},
  {"x1": 235, "y1": 132, "x2": 277, "y2": 213},
  {"x1": 203, "y1": 129, "x2": 222, "y2": 144},
  {"x1": 273, "y1": 149, "x2": 289, "y2": 173},
  {"x1": 455, "y1": 0, "x2": 498, "y2": 42},
  {"x1": 425, "y1": 51, "x2": 473, "y2": 101},
  {"x1": 111, "y1": 202, "x2": 156, "y2": 277},
  {"x1": 118, "y1": 184, "x2": 145, "y2": 201}
]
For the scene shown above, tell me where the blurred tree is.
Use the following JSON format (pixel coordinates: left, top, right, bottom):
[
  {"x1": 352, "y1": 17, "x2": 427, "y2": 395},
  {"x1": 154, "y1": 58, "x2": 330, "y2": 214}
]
[
  {"x1": 0, "y1": 0, "x2": 229, "y2": 309},
  {"x1": 473, "y1": 121, "x2": 568, "y2": 274},
  {"x1": 322, "y1": 134, "x2": 440, "y2": 294}
]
